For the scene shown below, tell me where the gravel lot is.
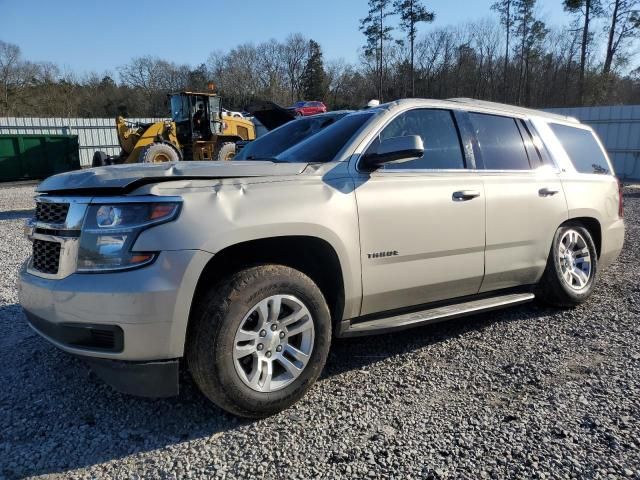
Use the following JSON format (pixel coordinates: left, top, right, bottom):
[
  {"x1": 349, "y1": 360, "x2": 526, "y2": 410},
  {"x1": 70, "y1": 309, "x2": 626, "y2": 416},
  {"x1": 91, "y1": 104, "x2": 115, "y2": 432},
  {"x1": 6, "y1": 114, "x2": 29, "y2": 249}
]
[{"x1": 0, "y1": 184, "x2": 639, "y2": 480}]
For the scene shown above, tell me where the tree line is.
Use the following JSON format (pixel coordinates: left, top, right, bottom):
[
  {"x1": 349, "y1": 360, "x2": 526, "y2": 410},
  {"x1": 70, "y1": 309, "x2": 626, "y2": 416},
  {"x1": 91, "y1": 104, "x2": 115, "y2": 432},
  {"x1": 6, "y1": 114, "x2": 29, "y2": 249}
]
[{"x1": 1, "y1": 0, "x2": 639, "y2": 118}]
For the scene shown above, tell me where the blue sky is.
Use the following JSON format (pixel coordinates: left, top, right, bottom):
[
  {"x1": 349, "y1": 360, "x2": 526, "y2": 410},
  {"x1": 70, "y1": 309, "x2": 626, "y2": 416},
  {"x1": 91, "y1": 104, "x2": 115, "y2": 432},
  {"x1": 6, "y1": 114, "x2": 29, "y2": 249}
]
[{"x1": 1, "y1": 0, "x2": 570, "y2": 76}]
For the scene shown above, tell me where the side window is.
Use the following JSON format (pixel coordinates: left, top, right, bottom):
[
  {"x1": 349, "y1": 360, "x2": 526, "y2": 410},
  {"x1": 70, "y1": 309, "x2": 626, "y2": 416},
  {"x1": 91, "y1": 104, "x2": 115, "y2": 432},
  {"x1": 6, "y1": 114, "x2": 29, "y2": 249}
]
[
  {"x1": 469, "y1": 113, "x2": 531, "y2": 170},
  {"x1": 365, "y1": 109, "x2": 465, "y2": 170},
  {"x1": 549, "y1": 123, "x2": 610, "y2": 174}
]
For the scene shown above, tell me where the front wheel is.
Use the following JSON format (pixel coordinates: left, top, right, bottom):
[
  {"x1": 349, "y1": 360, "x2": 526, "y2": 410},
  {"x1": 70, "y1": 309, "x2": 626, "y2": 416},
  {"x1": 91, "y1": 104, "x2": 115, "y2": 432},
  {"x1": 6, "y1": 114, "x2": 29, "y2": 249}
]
[
  {"x1": 138, "y1": 143, "x2": 181, "y2": 163},
  {"x1": 537, "y1": 223, "x2": 598, "y2": 307},
  {"x1": 187, "y1": 265, "x2": 331, "y2": 418}
]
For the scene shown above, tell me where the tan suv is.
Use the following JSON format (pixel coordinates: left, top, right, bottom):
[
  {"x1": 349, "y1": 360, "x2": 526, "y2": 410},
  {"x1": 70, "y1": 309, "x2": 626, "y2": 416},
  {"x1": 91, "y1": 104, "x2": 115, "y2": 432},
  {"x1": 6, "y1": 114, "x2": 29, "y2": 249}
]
[{"x1": 18, "y1": 98, "x2": 625, "y2": 417}]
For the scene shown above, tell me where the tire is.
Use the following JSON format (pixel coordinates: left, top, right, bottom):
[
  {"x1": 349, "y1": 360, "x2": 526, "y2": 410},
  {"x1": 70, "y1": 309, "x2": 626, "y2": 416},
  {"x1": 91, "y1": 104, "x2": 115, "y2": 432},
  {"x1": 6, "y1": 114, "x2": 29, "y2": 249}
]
[
  {"x1": 91, "y1": 151, "x2": 109, "y2": 167},
  {"x1": 215, "y1": 142, "x2": 236, "y2": 161},
  {"x1": 138, "y1": 143, "x2": 180, "y2": 163},
  {"x1": 187, "y1": 265, "x2": 331, "y2": 418},
  {"x1": 537, "y1": 223, "x2": 598, "y2": 307}
]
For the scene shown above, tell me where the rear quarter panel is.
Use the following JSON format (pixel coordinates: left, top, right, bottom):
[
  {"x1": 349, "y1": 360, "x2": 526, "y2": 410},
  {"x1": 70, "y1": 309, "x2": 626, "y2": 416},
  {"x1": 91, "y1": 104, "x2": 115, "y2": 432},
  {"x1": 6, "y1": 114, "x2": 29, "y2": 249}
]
[{"x1": 533, "y1": 117, "x2": 624, "y2": 269}]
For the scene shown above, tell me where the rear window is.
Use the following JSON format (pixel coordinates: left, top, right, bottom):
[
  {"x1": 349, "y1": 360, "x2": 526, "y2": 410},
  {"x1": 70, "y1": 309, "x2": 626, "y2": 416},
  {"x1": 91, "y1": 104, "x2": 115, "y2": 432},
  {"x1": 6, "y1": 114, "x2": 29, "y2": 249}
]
[
  {"x1": 549, "y1": 123, "x2": 610, "y2": 174},
  {"x1": 469, "y1": 113, "x2": 531, "y2": 170}
]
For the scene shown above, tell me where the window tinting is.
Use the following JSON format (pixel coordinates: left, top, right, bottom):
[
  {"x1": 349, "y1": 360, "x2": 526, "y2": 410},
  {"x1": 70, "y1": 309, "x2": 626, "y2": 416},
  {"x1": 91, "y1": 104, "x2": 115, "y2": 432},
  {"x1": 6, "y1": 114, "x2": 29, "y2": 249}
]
[
  {"x1": 276, "y1": 111, "x2": 375, "y2": 163},
  {"x1": 550, "y1": 123, "x2": 610, "y2": 174},
  {"x1": 469, "y1": 113, "x2": 531, "y2": 170},
  {"x1": 366, "y1": 109, "x2": 465, "y2": 170},
  {"x1": 235, "y1": 112, "x2": 348, "y2": 160}
]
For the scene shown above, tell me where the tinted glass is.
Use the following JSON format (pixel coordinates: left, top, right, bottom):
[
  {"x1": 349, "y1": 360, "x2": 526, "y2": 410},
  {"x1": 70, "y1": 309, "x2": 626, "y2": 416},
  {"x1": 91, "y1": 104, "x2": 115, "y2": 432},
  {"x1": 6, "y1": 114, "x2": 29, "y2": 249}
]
[
  {"x1": 469, "y1": 113, "x2": 531, "y2": 170},
  {"x1": 550, "y1": 123, "x2": 610, "y2": 174},
  {"x1": 235, "y1": 113, "x2": 348, "y2": 160},
  {"x1": 366, "y1": 109, "x2": 465, "y2": 170},
  {"x1": 276, "y1": 111, "x2": 375, "y2": 163}
]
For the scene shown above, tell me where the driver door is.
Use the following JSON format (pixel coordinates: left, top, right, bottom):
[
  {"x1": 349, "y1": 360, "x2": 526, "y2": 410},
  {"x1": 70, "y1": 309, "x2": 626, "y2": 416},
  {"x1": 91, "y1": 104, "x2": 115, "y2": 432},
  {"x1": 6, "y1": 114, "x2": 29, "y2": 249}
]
[
  {"x1": 353, "y1": 108, "x2": 486, "y2": 315},
  {"x1": 208, "y1": 96, "x2": 223, "y2": 134}
]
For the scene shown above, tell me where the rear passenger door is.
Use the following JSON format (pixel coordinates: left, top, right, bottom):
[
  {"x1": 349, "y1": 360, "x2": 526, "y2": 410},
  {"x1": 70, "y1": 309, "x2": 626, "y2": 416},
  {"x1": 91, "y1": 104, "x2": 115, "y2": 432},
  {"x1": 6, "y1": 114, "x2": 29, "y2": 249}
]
[
  {"x1": 468, "y1": 112, "x2": 569, "y2": 292},
  {"x1": 355, "y1": 108, "x2": 486, "y2": 315}
]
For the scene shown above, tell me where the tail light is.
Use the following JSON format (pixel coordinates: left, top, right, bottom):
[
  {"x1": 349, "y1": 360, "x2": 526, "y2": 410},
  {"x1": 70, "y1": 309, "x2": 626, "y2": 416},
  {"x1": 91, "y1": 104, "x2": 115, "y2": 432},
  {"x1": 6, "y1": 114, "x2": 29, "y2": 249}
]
[{"x1": 617, "y1": 178, "x2": 624, "y2": 218}]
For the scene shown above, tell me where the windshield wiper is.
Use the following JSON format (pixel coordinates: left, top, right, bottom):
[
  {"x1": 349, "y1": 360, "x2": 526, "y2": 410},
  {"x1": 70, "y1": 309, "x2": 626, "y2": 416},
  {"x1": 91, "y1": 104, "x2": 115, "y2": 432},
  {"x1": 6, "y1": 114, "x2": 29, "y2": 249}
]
[{"x1": 245, "y1": 155, "x2": 287, "y2": 163}]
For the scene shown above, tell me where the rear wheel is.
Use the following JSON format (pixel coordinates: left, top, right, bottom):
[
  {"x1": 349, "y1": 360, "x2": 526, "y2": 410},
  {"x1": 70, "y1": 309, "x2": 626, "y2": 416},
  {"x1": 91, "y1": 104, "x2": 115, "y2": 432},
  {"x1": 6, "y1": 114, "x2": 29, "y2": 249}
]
[
  {"x1": 138, "y1": 143, "x2": 180, "y2": 163},
  {"x1": 537, "y1": 223, "x2": 598, "y2": 307},
  {"x1": 187, "y1": 265, "x2": 331, "y2": 418}
]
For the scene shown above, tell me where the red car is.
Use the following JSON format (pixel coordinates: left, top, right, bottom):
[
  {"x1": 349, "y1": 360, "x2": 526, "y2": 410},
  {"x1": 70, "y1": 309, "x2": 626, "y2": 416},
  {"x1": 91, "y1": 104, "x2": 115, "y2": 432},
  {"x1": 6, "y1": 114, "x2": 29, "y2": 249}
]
[{"x1": 288, "y1": 101, "x2": 327, "y2": 116}]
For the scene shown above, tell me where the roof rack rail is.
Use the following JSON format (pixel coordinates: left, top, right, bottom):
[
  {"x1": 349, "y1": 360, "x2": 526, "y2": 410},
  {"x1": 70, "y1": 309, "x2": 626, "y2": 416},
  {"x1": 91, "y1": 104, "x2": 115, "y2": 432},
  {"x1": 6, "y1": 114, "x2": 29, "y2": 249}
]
[{"x1": 447, "y1": 98, "x2": 579, "y2": 123}]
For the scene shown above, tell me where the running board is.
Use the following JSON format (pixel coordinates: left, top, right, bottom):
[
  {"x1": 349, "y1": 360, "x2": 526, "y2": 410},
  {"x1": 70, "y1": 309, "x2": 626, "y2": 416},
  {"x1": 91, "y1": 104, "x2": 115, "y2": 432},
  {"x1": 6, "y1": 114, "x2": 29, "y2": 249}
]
[{"x1": 342, "y1": 292, "x2": 535, "y2": 337}]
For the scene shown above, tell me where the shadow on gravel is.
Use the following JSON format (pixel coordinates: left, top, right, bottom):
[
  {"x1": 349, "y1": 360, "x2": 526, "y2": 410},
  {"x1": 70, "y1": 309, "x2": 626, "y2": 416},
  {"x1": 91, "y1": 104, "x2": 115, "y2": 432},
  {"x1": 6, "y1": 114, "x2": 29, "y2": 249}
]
[
  {"x1": 325, "y1": 301, "x2": 552, "y2": 377},
  {"x1": 1, "y1": 301, "x2": 553, "y2": 478},
  {"x1": 0, "y1": 209, "x2": 34, "y2": 221}
]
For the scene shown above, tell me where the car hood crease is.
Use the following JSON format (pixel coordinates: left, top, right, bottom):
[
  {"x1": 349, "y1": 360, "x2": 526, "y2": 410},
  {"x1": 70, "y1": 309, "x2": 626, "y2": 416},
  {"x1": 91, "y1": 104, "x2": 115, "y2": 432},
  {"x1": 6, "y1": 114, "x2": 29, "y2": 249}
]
[{"x1": 36, "y1": 161, "x2": 309, "y2": 194}]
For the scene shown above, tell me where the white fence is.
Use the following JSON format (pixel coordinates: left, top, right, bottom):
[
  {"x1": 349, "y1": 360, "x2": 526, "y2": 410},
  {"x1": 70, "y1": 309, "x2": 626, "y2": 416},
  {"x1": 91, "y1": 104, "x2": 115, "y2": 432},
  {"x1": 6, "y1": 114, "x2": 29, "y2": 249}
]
[
  {"x1": 0, "y1": 117, "x2": 164, "y2": 167},
  {"x1": 2, "y1": 108, "x2": 639, "y2": 179},
  {"x1": 546, "y1": 105, "x2": 640, "y2": 182}
]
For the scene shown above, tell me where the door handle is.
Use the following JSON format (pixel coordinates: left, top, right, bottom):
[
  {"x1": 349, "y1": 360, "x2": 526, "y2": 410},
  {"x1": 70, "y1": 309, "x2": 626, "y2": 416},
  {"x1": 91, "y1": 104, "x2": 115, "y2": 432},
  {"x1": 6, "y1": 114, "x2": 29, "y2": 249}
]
[
  {"x1": 539, "y1": 187, "x2": 559, "y2": 197},
  {"x1": 452, "y1": 190, "x2": 481, "y2": 201}
]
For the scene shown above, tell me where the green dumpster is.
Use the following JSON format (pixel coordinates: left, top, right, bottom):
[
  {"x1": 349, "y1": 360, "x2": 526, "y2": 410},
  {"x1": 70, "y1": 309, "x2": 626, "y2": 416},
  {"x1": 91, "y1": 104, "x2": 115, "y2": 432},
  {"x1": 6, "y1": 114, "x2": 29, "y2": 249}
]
[{"x1": 0, "y1": 134, "x2": 81, "y2": 182}]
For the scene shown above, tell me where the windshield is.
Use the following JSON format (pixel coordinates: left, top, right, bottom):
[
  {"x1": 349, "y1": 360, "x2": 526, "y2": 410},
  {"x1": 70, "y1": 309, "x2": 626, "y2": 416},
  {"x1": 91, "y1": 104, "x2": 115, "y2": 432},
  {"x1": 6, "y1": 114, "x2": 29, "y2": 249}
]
[
  {"x1": 275, "y1": 111, "x2": 376, "y2": 163},
  {"x1": 235, "y1": 113, "x2": 350, "y2": 160},
  {"x1": 170, "y1": 95, "x2": 190, "y2": 122}
]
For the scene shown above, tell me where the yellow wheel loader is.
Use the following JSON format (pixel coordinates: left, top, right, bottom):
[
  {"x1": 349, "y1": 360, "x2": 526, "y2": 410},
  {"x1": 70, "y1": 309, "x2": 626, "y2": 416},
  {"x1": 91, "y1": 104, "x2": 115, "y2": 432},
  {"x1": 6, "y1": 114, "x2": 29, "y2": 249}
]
[{"x1": 93, "y1": 91, "x2": 255, "y2": 166}]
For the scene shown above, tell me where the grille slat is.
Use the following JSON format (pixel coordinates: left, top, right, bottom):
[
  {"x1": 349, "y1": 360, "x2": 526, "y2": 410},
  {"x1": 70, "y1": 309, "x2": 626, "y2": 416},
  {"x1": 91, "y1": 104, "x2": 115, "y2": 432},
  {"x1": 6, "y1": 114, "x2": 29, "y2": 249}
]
[
  {"x1": 35, "y1": 202, "x2": 69, "y2": 224},
  {"x1": 32, "y1": 239, "x2": 61, "y2": 274}
]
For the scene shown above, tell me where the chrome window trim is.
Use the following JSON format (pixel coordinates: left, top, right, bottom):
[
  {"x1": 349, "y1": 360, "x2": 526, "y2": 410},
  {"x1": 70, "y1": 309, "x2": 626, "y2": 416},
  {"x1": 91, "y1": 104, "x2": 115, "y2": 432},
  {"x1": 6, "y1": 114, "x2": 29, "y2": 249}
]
[
  {"x1": 367, "y1": 166, "x2": 561, "y2": 175},
  {"x1": 369, "y1": 168, "x2": 479, "y2": 175},
  {"x1": 476, "y1": 166, "x2": 562, "y2": 175}
]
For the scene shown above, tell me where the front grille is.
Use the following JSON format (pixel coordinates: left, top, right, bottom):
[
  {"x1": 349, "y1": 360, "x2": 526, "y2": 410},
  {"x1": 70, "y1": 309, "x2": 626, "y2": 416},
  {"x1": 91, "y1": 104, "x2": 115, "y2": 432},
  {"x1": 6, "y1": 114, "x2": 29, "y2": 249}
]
[
  {"x1": 35, "y1": 202, "x2": 69, "y2": 224},
  {"x1": 32, "y1": 239, "x2": 61, "y2": 274}
]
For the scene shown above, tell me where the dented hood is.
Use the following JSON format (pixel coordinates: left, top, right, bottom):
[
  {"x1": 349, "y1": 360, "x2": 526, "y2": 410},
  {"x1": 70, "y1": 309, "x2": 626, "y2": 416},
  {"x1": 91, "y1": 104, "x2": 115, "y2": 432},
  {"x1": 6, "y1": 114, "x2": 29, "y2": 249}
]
[{"x1": 36, "y1": 161, "x2": 309, "y2": 194}]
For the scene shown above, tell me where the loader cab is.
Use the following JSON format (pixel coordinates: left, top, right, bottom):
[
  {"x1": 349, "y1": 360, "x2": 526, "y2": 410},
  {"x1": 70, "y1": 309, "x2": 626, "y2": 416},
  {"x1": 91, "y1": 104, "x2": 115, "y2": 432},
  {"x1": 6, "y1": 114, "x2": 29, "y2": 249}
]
[{"x1": 169, "y1": 92, "x2": 223, "y2": 145}]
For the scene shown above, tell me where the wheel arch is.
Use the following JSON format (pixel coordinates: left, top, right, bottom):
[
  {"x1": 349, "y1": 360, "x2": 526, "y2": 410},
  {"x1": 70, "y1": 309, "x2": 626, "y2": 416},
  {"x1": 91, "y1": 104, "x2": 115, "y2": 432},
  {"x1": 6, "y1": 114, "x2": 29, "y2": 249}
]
[
  {"x1": 216, "y1": 135, "x2": 243, "y2": 145},
  {"x1": 561, "y1": 216, "x2": 602, "y2": 258},
  {"x1": 184, "y1": 235, "x2": 347, "y2": 352}
]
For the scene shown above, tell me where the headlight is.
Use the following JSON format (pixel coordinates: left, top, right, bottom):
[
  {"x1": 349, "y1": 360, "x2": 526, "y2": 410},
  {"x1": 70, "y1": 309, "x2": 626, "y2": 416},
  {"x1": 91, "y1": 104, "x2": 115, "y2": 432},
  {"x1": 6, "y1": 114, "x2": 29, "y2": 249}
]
[{"x1": 77, "y1": 202, "x2": 180, "y2": 272}]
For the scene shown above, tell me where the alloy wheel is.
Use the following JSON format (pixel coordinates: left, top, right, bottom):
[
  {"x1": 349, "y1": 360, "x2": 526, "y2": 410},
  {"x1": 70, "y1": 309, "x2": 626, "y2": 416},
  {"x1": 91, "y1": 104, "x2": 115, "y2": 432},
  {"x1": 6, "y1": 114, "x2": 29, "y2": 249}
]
[
  {"x1": 558, "y1": 229, "x2": 592, "y2": 291},
  {"x1": 233, "y1": 294, "x2": 315, "y2": 392}
]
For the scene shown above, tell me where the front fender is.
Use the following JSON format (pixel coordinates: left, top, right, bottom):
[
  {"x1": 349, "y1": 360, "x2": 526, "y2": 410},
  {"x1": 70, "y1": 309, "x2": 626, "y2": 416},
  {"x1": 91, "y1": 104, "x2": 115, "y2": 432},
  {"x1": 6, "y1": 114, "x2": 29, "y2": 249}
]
[{"x1": 133, "y1": 177, "x2": 363, "y2": 320}]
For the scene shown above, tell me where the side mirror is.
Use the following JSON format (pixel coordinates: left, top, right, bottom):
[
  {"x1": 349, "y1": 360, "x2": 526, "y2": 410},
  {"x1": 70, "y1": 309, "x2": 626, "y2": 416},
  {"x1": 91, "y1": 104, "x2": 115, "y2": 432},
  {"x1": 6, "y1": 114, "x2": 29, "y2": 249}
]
[{"x1": 360, "y1": 135, "x2": 424, "y2": 170}]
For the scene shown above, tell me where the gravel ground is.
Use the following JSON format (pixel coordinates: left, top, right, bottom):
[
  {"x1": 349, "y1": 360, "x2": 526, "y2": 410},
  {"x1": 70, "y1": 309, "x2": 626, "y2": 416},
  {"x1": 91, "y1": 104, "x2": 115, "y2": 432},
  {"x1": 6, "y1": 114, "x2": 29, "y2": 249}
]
[{"x1": 0, "y1": 184, "x2": 639, "y2": 480}]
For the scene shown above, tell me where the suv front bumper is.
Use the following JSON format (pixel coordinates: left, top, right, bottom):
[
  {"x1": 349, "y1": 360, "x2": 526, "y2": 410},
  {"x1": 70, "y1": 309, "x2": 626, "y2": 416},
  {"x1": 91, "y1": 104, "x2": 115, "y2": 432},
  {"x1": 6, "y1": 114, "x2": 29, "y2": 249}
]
[{"x1": 18, "y1": 249, "x2": 212, "y2": 361}]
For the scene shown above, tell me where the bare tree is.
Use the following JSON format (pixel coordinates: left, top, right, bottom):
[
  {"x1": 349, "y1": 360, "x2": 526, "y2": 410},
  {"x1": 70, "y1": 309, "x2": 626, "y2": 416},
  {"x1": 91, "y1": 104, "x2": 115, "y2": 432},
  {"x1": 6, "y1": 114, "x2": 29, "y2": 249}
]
[
  {"x1": 491, "y1": 0, "x2": 514, "y2": 100},
  {"x1": 360, "y1": 0, "x2": 394, "y2": 100},
  {"x1": 393, "y1": 0, "x2": 435, "y2": 96},
  {"x1": 563, "y1": 0, "x2": 603, "y2": 103},
  {"x1": 0, "y1": 41, "x2": 26, "y2": 115},
  {"x1": 513, "y1": 0, "x2": 547, "y2": 104},
  {"x1": 603, "y1": 0, "x2": 640, "y2": 76},
  {"x1": 280, "y1": 34, "x2": 309, "y2": 103}
]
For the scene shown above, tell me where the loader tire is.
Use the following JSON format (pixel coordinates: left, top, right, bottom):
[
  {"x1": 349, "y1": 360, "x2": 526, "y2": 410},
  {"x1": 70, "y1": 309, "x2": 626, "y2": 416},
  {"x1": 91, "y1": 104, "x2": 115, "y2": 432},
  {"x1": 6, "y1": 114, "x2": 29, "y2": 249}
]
[
  {"x1": 92, "y1": 151, "x2": 110, "y2": 167},
  {"x1": 215, "y1": 142, "x2": 236, "y2": 161},
  {"x1": 139, "y1": 143, "x2": 181, "y2": 163}
]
